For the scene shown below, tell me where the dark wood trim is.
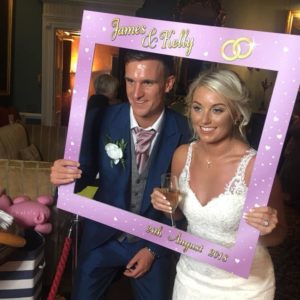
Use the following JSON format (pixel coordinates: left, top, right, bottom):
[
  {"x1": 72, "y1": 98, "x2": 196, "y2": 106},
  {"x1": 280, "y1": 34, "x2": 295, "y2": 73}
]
[{"x1": 0, "y1": 0, "x2": 13, "y2": 96}]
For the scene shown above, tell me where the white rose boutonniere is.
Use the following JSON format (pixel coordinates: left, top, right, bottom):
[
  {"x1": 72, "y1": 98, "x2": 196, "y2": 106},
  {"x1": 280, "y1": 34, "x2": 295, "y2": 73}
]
[{"x1": 105, "y1": 137, "x2": 127, "y2": 168}]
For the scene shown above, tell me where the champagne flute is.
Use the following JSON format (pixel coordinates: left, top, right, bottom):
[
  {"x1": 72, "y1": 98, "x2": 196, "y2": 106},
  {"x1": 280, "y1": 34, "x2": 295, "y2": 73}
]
[{"x1": 161, "y1": 173, "x2": 181, "y2": 227}]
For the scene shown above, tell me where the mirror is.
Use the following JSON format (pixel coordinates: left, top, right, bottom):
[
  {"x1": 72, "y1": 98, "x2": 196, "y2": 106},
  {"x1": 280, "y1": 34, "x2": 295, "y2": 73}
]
[{"x1": 57, "y1": 11, "x2": 300, "y2": 277}]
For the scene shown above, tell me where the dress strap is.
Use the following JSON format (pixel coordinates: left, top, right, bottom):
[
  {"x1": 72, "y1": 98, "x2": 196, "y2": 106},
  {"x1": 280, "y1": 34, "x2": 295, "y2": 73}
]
[
  {"x1": 235, "y1": 148, "x2": 256, "y2": 182},
  {"x1": 226, "y1": 148, "x2": 256, "y2": 195},
  {"x1": 184, "y1": 142, "x2": 195, "y2": 181}
]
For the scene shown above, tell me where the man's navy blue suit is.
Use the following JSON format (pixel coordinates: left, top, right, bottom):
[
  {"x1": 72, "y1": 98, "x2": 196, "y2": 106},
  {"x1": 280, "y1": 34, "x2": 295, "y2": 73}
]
[{"x1": 73, "y1": 102, "x2": 191, "y2": 300}]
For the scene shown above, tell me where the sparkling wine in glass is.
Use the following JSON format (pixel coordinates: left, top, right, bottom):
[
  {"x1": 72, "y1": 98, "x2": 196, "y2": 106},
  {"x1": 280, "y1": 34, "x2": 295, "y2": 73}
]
[{"x1": 161, "y1": 173, "x2": 181, "y2": 227}]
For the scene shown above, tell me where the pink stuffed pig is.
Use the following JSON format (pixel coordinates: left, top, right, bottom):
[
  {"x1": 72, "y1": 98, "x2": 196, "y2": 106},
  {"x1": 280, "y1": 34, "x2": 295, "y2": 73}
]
[
  {"x1": 0, "y1": 187, "x2": 11, "y2": 210},
  {"x1": 0, "y1": 188, "x2": 53, "y2": 234}
]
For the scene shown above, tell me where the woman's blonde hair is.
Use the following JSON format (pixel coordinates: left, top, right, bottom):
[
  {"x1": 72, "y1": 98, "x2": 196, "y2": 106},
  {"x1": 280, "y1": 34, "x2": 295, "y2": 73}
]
[{"x1": 185, "y1": 69, "x2": 251, "y2": 139}]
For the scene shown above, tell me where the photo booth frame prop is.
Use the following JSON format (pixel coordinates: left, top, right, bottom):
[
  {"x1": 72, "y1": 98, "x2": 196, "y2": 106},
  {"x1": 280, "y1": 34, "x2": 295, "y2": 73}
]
[{"x1": 57, "y1": 11, "x2": 300, "y2": 278}]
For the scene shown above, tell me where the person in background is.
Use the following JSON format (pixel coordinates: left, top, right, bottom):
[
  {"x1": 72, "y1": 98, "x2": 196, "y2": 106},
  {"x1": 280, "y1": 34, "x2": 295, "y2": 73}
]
[
  {"x1": 151, "y1": 69, "x2": 287, "y2": 300},
  {"x1": 0, "y1": 106, "x2": 21, "y2": 127},
  {"x1": 279, "y1": 97, "x2": 300, "y2": 207},
  {"x1": 87, "y1": 73, "x2": 121, "y2": 112},
  {"x1": 50, "y1": 50, "x2": 191, "y2": 300}
]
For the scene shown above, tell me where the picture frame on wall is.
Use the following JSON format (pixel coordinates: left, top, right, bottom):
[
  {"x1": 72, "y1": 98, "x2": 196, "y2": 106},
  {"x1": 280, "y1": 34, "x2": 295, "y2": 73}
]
[
  {"x1": 286, "y1": 10, "x2": 300, "y2": 92},
  {"x1": 0, "y1": 0, "x2": 13, "y2": 96}
]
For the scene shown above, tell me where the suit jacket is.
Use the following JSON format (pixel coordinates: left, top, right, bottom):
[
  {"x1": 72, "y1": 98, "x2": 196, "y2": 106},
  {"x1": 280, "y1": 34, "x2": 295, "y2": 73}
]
[
  {"x1": 77, "y1": 102, "x2": 191, "y2": 257},
  {"x1": 87, "y1": 94, "x2": 109, "y2": 112}
]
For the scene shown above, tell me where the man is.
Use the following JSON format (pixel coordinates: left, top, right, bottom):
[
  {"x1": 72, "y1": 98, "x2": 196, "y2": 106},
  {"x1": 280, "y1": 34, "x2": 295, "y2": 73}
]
[{"x1": 51, "y1": 50, "x2": 191, "y2": 300}]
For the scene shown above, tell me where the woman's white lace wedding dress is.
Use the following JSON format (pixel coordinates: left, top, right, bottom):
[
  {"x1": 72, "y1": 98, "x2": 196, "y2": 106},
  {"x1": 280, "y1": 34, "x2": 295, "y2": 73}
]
[{"x1": 173, "y1": 142, "x2": 275, "y2": 300}]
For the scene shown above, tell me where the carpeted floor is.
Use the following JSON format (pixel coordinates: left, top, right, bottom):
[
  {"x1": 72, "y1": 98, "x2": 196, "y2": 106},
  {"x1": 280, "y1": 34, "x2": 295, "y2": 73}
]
[
  {"x1": 46, "y1": 204, "x2": 300, "y2": 300},
  {"x1": 269, "y1": 204, "x2": 300, "y2": 300}
]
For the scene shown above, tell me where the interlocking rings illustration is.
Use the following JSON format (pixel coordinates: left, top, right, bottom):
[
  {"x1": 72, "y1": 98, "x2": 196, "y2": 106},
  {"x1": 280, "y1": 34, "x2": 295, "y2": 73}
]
[{"x1": 221, "y1": 37, "x2": 254, "y2": 61}]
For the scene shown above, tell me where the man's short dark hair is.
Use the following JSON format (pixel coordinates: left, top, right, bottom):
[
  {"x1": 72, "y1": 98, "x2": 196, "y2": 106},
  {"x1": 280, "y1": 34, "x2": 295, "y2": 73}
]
[{"x1": 124, "y1": 50, "x2": 175, "y2": 78}]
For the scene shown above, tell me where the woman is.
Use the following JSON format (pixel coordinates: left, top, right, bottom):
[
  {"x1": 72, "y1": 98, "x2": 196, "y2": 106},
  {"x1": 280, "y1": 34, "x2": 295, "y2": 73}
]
[{"x1": 151, "y1": 70, "x2": 287, "y2": 299}]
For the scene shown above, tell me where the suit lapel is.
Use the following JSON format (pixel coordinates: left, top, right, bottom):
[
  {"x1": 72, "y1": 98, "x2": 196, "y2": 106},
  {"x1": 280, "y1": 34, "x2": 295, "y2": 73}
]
[{"x1": 105, "y1": 104, "x2": 132, "y2": 189}]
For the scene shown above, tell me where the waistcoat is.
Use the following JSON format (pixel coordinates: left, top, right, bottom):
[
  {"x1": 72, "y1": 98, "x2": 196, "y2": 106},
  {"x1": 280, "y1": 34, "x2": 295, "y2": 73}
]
[{"x1": 118, "y1": 135, "x2": 154, "y2": 242}]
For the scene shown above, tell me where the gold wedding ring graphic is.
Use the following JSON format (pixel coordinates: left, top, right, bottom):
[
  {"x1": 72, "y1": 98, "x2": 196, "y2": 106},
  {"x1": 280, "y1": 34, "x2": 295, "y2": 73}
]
[{"x1": 221, "y1": 37, "x2": 254, "y2": 61}]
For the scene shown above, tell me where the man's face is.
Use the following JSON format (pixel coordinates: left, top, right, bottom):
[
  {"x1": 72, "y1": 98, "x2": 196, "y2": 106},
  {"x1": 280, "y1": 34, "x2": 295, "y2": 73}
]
[{"x1": 125, "y1": 59, "x2": 175, "y2": 128}]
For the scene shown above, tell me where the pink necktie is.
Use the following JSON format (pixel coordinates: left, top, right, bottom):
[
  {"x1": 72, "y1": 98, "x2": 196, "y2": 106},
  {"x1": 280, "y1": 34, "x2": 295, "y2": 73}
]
[{"x1": 133, "y1": 127, "x2": 156, "y2": 174}]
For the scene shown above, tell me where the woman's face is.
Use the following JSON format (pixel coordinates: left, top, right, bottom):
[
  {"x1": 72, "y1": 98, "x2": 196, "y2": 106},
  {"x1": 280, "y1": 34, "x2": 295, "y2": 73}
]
[{"x1": 190, "y1": 86, "x2": 235, "y2": 144}]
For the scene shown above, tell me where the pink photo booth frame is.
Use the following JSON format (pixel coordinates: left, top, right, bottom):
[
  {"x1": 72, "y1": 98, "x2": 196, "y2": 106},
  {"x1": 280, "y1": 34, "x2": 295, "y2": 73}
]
[{"x1": 57, "y1": 10, "x2": 300, "y2": 278}]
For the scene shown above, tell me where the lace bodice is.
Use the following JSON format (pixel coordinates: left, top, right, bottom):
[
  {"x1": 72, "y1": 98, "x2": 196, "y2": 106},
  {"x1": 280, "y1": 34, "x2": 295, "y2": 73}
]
[
  {"x1": 179, "y1": 142, "x2": 256, "y2": 248},
  {"x1": 173, "y1": 143, "x2": 275, "y2": 299}
]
